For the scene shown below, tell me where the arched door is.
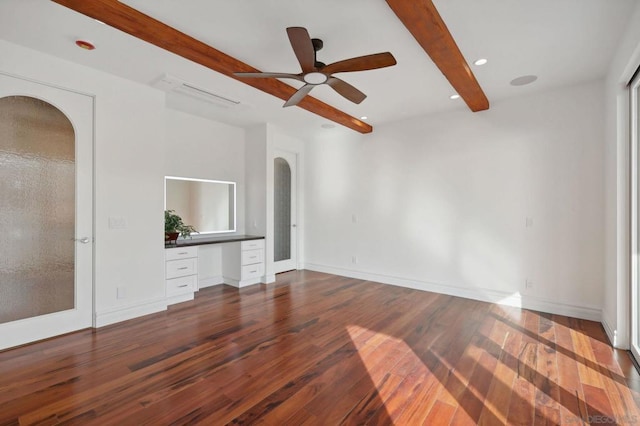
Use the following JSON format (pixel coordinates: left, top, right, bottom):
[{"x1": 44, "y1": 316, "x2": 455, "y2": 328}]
[
  {"x1": 0, "y1": 73, "x2": 93, "y2": 350},
  {"x1": 274, "y1": 151, "x2": 297, "y2": 273}
]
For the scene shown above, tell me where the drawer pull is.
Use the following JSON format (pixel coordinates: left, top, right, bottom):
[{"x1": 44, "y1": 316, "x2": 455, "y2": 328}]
[
  {"x1": 177, "y1": 267, "x2": 189, "y2": 270},
  {"x1": 249, "y1": 256, "x2": 257, "y2": 259},
  {"x1": 178, "y1": 284, "x2": 189, "y2": 288},
  {"x1": 178, "y1": 252, "x2": 189, "y2": 255},
  {"x1": 249, "y1": 270, "x2": 258, "y2": 274}
]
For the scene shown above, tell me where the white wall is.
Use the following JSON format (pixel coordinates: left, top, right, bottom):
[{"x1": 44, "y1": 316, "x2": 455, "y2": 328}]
[
  {"x1": 0, "y1": 40, "x2": 167, "y2": 324},
  {"x1": 305, "y1": 80, "x2": 605, "y2": 320},
  {"x1": 603, "y1": 2, "x2": 640, "y2": 348},
  {"x1": 164, "y1": 109, "x2": 246, "y2": 287},
  {"x1": 245, "y1": 123, "x2": 305, "y2": 282},
  {"x1": 0, "y1": 40, "x2": 249, "y2": 326}
]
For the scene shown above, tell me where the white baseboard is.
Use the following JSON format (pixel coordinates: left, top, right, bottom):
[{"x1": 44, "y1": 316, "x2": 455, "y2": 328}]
[
  {"x1": 601, "y1": 315, "x2": 618, "y2": 347},
  {"x1": 304, "y1": 263, "x2": 602, "y2": 322},
  {"x1": 166, "y1": 293, "x2": 194, "y2": 306},
  {"x1": 223, "y1": 276, "x2": 262, "y2": 288},
  {"x1": 95, "y1": 296, "x2": 168, "y2": 327},
  {"x1": 263, "y1": 274, "x2": 276, "y2": 284},
  {"x1": 199, "y1": 275, "x2": 224, "y2": 289}
]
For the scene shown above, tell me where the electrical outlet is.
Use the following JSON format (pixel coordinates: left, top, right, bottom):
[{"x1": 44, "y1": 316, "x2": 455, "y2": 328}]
[
  {"x1": 352, "y1": 256, "x2": 358, "y2": 264},
  {"x1": 525, "y1": 217, "x2": 534, "y2": 228},
  {"x1": 352, "y1": 214, "x2": 358, "y2": 223},
  {"x1": 525, "y1": 279, "x2": 533, "y2": 290}
]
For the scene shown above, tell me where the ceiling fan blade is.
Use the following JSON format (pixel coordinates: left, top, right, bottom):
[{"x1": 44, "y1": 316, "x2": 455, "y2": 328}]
[
  {"x1": 287, "y1": 27, "x2": 316, "y2": 73},
  {"x1": 322, "y1": 52, "x2": 397, "y2": 74},
  {"x1": 283, "y1": 84, "x2": 314, "y2": 107},
  {"x1": 234, "y1": 72, "x2": 304, "y2": 81},
  {"x1": 326, "y1": 77, "x2": 367, "y2": 104}
]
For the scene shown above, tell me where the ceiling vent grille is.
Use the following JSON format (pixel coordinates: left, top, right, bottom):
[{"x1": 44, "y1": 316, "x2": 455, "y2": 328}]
[{"x1": 152, "y1": 74, "x2": 241, "y2": 109}]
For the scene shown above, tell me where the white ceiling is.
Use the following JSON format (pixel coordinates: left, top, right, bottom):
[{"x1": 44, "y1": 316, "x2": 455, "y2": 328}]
[{"x1": 0, "y1": 0, "x2": 637, "y2": 138}]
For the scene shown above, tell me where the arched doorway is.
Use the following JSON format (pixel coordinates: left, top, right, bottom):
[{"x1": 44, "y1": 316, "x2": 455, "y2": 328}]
[
  {"x1": 0, "y1": 74, "x2": 93, "y2": 350},
  {"x1": 274, "y1": 151, "x2": 297, "y2": 273}
]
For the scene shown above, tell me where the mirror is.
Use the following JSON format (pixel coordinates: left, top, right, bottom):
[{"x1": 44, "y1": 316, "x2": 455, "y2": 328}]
[{"x1": 164, "y1": 176, "x2": 236, "y2": 234}]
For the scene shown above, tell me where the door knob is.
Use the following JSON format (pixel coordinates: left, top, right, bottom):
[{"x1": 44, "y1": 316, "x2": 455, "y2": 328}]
[
  {"x1": 74, "y1": 237, "x2": 91, "y2": 244},
  {"x1": 291, "y1": 224, "x2": 297, "y2": 228}
]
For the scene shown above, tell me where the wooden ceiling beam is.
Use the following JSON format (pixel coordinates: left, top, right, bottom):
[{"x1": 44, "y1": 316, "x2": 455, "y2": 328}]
[
  {"x1": 385, "y1": 0, "x2": 489, "y2": 112},
  {"x1": 51, "y1": 0, "x2": 373, "y2": 134}
]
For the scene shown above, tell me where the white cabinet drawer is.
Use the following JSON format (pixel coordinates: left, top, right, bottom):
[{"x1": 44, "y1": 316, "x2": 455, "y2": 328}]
[
  {"x1": 241, "y1": 249, "x2": 264, "y2": 266},
  {"x1": 166, "y1": 275, "x2": 196, "y2": 297},
  {"x1": 241, "y1": 239, "x2": 264, "y2": 250},
  {"x1": 166, "y1": 246, "x2": 198, "y2": 261},
  {"x1": 166, "y1": 258, "x2": 198, "y2": 279},
  {"x1": 241, "y1": 263, "x2": 263, "y2": 280}
]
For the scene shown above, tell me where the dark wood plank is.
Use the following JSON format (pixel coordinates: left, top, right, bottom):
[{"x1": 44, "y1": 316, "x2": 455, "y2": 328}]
[
  {"x1": 0, "y1": 270, "x2": 639, "y2": 424},
  {"x1": 51, "y1": 0, "x2": 373, "y2": 134},
  {"x1": 385, "y1": 0, "x2": 490, "y2": 112}
]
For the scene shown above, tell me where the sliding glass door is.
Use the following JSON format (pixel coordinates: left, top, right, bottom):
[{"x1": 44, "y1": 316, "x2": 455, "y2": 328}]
[{"x1": 631, "y1": 71, "x2": 640, "y2": 361}]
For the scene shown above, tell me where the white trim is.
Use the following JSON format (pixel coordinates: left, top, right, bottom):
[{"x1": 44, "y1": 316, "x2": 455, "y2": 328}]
[
  {"x1": 94, "y1": 297, "x2": 167, "y2": 327},
  {"x1": 263, "y1": 274, "x2": 276, "y2": 284},
  {"x1": 602, "y1": 315, "x2": 620, "y2": 348},
  {"x1": 199, "y1": 276, "x2": 224, "y2": 288},
  {"x1": 304, "y1": 263, "x2": 602, "y2": 322},
  {"x1": 223, "y1": 276, "x2": 262, "y2": 288},
  {"x1": 166, "y1": 293, "x2": 194, "y2": 306},
  {"x1": 631, "y1": 71, "x2": 640, "y2": 358}
]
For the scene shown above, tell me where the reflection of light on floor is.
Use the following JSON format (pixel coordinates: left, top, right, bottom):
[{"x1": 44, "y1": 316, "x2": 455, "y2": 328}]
[
  {"x1": 345, "y1": 324, "x2": 411, "y2": 405},
  {"x1": 345, "y1": 309, "x2": 640, "y2": 424},
  {"x1": 497, "y1": 292, "x2": 523, "y2": 309},
  {"x1": 345, "y1": 324, "x2": 508, "y2": 423}
]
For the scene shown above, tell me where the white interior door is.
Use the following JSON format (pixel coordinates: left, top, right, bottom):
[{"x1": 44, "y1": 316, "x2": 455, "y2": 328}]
[
  {"x1": 0, "y1": 73, "x2": 93, "y2": 350},
  {"x1": 273, "y1": 150, "x2": 297, "y2": 274}
]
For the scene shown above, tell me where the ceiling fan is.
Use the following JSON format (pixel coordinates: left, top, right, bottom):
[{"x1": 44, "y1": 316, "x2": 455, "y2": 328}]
[{"x1": 234, "y1": 27, "x2": 397, "y2": 107}]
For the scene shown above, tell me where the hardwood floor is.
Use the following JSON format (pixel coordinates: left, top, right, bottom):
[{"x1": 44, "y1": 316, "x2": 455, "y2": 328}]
[{"x1": 1, "y1": 270, "x2": 639, "y2": 425}]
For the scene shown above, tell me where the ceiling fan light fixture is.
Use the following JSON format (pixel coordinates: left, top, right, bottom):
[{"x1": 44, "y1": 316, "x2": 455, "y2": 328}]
[
  {"x1": 474, "y1": 58, "x2": 488, "y2": 66},
  {"x1": 449, "y1": 94, "x2": 460, "y2": 100},
  {"x1": 303, "y1": 72, "x2": 328, "y2": 85},
  {"x1": 360, "y1": 116, "x2": 368, "y2": 120}
]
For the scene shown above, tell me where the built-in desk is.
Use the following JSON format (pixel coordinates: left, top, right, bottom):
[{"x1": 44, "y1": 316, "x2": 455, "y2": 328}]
[
  {"x1": 165, "y1": 234, "x2": 265, "y2": 248},
  {"x1": 165, "y1": 235, "x2": 265, "y2": 305}
]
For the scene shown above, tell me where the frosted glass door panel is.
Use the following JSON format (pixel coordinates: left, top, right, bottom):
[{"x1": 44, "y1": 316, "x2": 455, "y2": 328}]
[
  {"x1": 274, "y1": 157, "x2": 291, "y2": 262},
  {"x1": 273, "y1": 150, "x2": 297, "y2": 274},
  {"x1": 0, "y1": 96, "x2": 75, "y2": 323}
]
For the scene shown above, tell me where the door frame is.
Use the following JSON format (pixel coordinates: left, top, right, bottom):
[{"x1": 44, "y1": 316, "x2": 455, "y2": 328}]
[
  {"x1": 0, "y1": 71, "x2": 95, "y2": 350},
  {"x1": 630, "y1": 70, "x2": 640, "y2": 361},
  {"x1": 273, "y1": 149, "x2": 299, "y2": 274}
]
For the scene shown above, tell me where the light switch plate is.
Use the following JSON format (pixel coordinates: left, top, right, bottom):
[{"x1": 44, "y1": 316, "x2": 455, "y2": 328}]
[{"x1": 109, "y1": 216, "x2": 127, "y2": 229}]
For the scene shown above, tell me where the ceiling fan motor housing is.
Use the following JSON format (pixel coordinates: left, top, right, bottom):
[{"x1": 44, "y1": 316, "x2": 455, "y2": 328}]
[{"x1": 311, "y1": 38, "x2": 325, "y2": 69}]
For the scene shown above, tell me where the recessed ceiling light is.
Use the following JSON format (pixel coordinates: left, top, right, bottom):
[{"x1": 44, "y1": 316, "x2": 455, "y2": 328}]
[
  {"x1": 360, "y1": 116, "x2": 368, "y2": 120},
  {"x1": 474, "y1": 58, "x2": 488, "y2": 66},
  {"x1": 510, "y1": 75, "x2": 538, "y2": 86},
  {"x1": 449, "y1": 94, "x2": 460, "y2": 100},
  {"x1": 321, "y1": 123, "x2": 335, "y2": 129},
  {"x1": 75, "y1": 40, "x2": 96, "y2": 50}
]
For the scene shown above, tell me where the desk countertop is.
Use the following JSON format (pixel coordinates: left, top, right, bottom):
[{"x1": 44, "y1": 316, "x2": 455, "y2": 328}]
[{"x1": 165, "y1": 234, "x2": 264, "y2": 249}]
